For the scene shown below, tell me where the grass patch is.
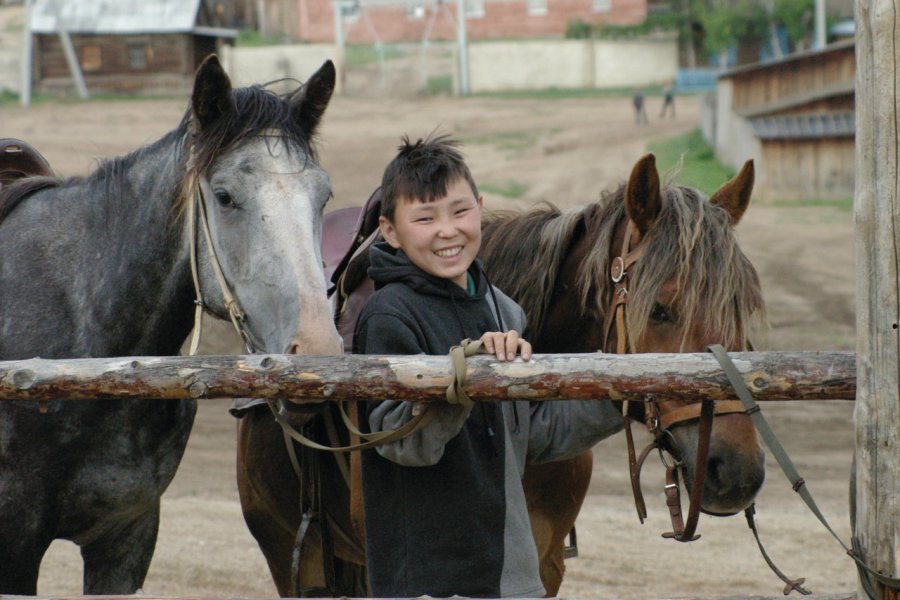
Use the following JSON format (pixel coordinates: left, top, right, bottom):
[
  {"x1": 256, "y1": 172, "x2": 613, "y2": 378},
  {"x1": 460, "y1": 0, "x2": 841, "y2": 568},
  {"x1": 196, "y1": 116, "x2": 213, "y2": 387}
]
[
  {"x1": 344, "y1": 44, "x2": 407, "y2": 68},
  {"x1": 480, "y1": 179, "x2": 528, "y2": 199},
  {"x1": 647, "y1": 129, "x2": 735, "y2": 196},
  {"x1": 236, "y1": 29, "x2": 286, "y2": 47},
  {"x1": 0, "y1": 90, "x2": 20, "y2": 106},
  {"x1": 425, "y1": 74, "x2": 453, "y2": 96},
  {"x1": 771, "y1": 197, "x2": 853, "y2": 212}
]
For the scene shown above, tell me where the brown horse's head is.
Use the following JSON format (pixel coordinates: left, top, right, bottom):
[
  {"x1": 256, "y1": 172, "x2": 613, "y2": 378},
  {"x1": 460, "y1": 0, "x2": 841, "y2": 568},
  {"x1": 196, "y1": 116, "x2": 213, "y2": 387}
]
[{"x1": 481, "y1": 153, "x2": 766, "y2": 516}]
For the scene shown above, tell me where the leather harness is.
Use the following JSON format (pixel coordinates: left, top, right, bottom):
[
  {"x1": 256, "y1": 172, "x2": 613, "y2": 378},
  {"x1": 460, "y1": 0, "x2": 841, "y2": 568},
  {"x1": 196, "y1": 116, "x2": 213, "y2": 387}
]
[{"x1": 602, "y1": 219, "x2": 746, "y2": 542}]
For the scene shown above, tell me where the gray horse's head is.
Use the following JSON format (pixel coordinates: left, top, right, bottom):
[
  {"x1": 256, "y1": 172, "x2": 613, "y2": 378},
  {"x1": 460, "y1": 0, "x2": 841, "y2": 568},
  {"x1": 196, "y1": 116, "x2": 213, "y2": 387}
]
[{"x1": 186, "y1": 56, "x2": 342, "y2": 355}]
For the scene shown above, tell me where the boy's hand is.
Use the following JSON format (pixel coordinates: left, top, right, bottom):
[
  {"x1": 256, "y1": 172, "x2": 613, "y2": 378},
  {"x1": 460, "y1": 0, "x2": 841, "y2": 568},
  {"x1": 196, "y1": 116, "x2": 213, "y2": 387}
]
[{"x1": 480, "y1": 330, "x2": 532, "y2": 362}]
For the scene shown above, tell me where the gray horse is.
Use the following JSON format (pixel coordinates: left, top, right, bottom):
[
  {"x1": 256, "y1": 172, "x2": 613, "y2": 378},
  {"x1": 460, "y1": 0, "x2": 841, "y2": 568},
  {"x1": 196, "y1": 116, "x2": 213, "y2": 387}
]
[{"x1": 0, "y1": 55, "x2": 342, "y2": 594}]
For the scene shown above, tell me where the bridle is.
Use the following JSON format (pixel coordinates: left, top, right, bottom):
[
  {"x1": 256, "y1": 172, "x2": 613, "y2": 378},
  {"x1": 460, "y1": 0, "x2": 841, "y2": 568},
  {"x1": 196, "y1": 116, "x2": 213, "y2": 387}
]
[
  {"x1": 602, "y1": 218, "x2": 747, "y2": 542},
  {"x1": 183, "y1": 129, "x2": 287, "y2": 357},
  {"x1": 186, "y1": 174, "x2": 257, "y2": 356}
]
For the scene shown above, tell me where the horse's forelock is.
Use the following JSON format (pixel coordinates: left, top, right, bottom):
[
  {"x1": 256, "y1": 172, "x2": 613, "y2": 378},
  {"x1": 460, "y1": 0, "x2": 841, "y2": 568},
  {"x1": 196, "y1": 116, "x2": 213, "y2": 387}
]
[
  {"x1": 623, "y1": 185, "x2": 766, "y2": 350},
  {"x1": 176, "y1": 84, "x2": 317, "y2": 215}
]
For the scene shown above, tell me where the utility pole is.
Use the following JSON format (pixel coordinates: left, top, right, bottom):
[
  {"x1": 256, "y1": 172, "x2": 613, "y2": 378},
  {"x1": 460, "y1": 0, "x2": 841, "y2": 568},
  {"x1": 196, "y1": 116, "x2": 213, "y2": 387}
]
[
  {"x1": 20, "y1": 0, "x2": 33, "y2": 106},
  {"x1": 814, "y1": 0, "x2": 826, "y2": 49},
  {"x1": 456, "y1": 0, "x2": 468, "y2": 96}
]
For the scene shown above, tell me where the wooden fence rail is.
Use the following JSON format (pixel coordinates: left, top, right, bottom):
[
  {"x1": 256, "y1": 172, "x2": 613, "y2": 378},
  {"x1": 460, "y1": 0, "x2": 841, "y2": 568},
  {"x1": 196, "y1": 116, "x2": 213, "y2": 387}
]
[{"x1": 0, "y1": 351, "x2": 855, "y2": 403}]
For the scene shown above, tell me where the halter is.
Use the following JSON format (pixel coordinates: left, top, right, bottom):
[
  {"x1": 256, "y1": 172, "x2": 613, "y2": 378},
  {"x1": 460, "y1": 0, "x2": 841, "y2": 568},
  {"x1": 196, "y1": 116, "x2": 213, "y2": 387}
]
[
  {"x1": 183, "y1": 129, "x2": 276, "y2": 356},
  {"x1": 602, "y1": 218, "x2": 746, "y2": 542}
]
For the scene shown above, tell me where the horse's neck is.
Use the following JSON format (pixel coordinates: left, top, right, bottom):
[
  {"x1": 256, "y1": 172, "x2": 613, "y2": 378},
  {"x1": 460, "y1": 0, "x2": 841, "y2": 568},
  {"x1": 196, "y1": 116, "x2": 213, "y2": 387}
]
[
  {"x1": 19, "y1": 135, "x2": 194, "y2": 358},
  {"x1": 97, "y1": 138, "x2": 196, "y2": 355}
]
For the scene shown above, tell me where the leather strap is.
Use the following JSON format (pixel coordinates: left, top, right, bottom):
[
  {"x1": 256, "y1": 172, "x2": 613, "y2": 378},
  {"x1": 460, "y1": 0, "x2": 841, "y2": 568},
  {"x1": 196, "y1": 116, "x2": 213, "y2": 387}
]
[
  {"x1": 708, "y1": 344, "x2": 900, "y2": 598},
  {"x1": 184, "y1": 129, "x2": 283, "y2": 356},
  {"x1": 607, "y1": 217, "x2": 718, "y2": 543},
  {"x1": 661, "y1": 400, "x2": 713, "y2": 542},
  {"x1": 658, "y1": 399, "x2": 745, "y2": 430},
  {"x1": 267, "y1": 398, "x2": 434, "y2": 453},
  {"x1": 602, "y1": 221, "x2": 644, "y2": 355}
]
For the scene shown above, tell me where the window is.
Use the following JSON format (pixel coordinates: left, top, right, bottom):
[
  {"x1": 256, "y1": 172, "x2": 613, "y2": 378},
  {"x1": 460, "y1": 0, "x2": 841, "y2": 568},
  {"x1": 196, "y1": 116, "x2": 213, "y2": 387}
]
[
  {"x1": 338, "y1": 0, "x2": 360, "y2": 19},
  {"x1": 80, "y1": 45, "x2": 102, "y2": 72},
  {"x1": 406, "y1": 0, "x2": 425, "y2": 19},
  {"x1": 592, "y1": 0, "x2": 610, "y2": 12},
  {"x1": 527, "y1": 0, "x2": 547, "y2": 15},
  {"x1": 465, "y1": 0, "x2": 484, "y2": 18},
  {"x1": 127, "y1": 43, "x2": 148, "y2": 69}
]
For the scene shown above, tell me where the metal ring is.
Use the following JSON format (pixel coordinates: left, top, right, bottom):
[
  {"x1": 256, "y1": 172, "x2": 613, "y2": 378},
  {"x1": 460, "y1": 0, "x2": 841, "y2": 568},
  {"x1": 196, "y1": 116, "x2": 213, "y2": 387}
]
[{"x1": 611, "y1": 256, "x2": 626, "y2": 283}]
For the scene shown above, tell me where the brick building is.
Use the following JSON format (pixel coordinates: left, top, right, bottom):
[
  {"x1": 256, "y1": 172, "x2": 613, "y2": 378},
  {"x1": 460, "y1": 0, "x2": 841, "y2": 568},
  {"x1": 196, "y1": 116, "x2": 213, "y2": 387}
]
[{"x1": 257, "y1": 0, "x2": 645, "y2": 44}]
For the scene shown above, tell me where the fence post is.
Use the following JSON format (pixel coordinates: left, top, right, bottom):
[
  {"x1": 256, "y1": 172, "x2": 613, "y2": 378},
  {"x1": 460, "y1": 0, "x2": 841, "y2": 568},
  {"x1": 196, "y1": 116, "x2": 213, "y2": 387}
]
[{"x1": 854, "y1": 1, "x2": 899, "y2": 598}]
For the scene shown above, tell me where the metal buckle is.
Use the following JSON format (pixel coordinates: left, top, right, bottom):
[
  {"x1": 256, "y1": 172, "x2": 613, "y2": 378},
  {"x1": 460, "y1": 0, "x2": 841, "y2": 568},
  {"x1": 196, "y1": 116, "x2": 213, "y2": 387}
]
[{"x1": 611, "y1": 256, "x2": 626, "y2": 283}]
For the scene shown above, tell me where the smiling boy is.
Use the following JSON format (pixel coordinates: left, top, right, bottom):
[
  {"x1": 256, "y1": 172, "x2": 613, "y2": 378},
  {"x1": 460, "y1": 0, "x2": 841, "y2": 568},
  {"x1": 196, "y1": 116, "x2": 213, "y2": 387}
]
[{"x1": 353, "y1": 134, "x2": 622, "y2": 598}]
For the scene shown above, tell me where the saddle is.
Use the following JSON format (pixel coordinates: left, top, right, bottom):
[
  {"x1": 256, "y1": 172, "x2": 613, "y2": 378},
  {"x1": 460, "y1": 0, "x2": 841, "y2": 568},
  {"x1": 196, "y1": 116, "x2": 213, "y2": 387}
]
[
  {"x1": 323, "y1": 187, "x2": 383, "y2": 350},
  {"x1": 0, "y1": 138, "x2": 54, "y2": 187}
]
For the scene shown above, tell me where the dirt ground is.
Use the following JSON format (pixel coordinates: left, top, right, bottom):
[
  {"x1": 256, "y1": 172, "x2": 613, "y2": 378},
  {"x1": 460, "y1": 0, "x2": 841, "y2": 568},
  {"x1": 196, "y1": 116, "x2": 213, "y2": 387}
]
[{"x1": 1, "y1": 89, "x2": 857, "y2": 599}]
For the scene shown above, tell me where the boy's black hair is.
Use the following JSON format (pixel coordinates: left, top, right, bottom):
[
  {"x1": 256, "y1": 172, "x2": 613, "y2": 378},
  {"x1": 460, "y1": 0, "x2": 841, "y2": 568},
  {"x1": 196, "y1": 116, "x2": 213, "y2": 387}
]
[{"x1": 380, "y1": 133, "x2": 479, "y2": 221}]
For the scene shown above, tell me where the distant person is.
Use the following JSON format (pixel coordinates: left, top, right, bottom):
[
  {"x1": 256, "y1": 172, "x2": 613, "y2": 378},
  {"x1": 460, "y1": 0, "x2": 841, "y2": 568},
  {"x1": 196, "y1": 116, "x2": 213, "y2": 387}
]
[
  {"x1": 632, "y1": 89, "x2": 648, "y2": 124},
  {"x1": 661, "y1": 83, "x2": 676, "y2": 118}
]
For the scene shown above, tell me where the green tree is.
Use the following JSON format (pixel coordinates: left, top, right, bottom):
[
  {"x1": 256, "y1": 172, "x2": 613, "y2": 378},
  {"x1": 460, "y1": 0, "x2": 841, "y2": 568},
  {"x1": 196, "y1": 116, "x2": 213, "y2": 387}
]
[
  {"x1": 696, "y1": 0, "x2": 770, "y2": 55},
  {"x1": 772, "y1": 0, "x2": 815, "y2": 50}
]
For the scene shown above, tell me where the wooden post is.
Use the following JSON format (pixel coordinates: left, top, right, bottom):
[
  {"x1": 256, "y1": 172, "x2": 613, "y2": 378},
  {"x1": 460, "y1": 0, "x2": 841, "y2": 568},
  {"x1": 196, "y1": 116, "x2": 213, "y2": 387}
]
[{"x1": 854, "y1": 1, "x2": 900, "y2": 598}]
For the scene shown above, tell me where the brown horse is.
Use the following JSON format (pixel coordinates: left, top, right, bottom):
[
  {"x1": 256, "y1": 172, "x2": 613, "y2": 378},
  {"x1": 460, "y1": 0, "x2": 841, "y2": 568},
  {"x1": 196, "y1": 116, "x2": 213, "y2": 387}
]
[
  {"x1": 481, "y1": 153, "x2": 767, "y2": 595},
  {"x1": 235, "y1": 153, "x2": 767, "y2": 597}
]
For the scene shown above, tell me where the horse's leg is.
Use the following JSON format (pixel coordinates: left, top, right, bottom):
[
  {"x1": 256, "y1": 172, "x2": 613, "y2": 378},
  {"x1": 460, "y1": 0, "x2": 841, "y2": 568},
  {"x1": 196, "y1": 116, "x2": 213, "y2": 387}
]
[
  {"x1": 238, "y1": 407, "x2": 368, "y2": 598},
  {"x1": 80, "y1": 507, "x2": 159, "y2": 594},
  {"x1": 237, "y1": 407, "x2": 302, "y2": 597},
  {"x1": 523, "y1": 450, "x2": 594, "y2": 597}
]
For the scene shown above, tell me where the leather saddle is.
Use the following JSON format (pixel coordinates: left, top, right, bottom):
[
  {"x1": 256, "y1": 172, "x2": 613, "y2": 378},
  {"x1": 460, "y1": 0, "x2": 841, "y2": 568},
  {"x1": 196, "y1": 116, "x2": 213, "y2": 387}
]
[
  {"x1": 323, "y1": 187, "x2": 383, "y2": 351},
  {"x1": 0, "y1": 138, "x2": 54, "y2": 187}
]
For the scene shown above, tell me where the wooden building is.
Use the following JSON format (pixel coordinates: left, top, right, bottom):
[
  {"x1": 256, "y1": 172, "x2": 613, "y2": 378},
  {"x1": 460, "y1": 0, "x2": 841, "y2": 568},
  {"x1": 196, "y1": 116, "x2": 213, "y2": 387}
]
[
  {"x1": 709, "y1": 39, "x2": 855, "y2": 201},
  {"x1": 29, "y1": 0, "x2": 237, "y2": 96}
]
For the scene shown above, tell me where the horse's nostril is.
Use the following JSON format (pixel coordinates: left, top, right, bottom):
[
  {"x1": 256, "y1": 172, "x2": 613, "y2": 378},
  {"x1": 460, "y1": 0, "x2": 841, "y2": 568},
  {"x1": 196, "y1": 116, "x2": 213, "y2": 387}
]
[{"x1": 704, "y1": 456, "x2": 725, "y2": 486}]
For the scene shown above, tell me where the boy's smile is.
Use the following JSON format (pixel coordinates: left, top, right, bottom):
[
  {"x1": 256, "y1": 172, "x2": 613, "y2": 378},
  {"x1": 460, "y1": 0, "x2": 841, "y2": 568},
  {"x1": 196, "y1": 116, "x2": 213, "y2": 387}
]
[{"x1": 379, "y1": 178, "x2": 484, "y2": 289}]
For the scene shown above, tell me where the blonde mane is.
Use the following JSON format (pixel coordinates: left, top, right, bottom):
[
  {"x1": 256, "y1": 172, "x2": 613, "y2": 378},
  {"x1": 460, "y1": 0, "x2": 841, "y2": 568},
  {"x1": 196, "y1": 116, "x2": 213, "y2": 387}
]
[{"x1": 481, "y1": 184, "x2": 766, "y2": 350}]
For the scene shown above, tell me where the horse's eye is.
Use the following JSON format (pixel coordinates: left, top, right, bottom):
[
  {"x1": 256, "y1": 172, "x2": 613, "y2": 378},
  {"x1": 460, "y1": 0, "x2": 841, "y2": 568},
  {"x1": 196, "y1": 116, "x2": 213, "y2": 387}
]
[
  {"x1": 214, "y1": 189, "x2": 234, "y2": 207},
  {"x1": 650, "y1": 303, "x2": 676, "y2": 324}
]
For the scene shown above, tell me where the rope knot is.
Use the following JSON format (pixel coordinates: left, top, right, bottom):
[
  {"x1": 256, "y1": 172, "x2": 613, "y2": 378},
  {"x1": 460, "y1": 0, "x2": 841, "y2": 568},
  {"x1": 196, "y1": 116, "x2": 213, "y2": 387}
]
[{"x1": 446, "y1": 338, "x2": 486, "y2": 408}]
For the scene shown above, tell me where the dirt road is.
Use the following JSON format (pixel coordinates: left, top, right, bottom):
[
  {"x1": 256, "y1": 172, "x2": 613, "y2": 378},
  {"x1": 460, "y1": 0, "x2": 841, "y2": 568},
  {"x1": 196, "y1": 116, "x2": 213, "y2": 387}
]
[{"x1": 2, "y1": 90, "x2": 857, "y2": 599}]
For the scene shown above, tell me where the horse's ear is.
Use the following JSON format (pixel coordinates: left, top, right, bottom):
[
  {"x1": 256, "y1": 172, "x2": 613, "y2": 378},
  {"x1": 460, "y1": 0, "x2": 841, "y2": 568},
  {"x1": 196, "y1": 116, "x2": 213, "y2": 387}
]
[
  {"x1": 624, "y1": 153, "x2": 662, "y2": 235},
  {"x1": 290, "y1": 60, "x2": 336, "y2": 138},
  {"x1": 710, "y1": 159, "x2": 754, "y2": 225},
  {"x1": 192, "y1": 54, "x2": 235, "y2": 131}
]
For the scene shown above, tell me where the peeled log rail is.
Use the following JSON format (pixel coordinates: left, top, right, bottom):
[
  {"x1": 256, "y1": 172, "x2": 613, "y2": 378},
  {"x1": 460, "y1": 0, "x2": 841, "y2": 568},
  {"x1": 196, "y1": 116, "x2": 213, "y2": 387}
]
[{"x1": 0, "y1": 351, "x2": 855, "y2": 403}]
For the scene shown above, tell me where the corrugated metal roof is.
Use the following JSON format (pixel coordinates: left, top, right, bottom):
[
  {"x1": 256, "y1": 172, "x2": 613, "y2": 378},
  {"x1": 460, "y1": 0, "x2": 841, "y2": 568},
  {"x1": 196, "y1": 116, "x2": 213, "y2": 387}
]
[
  {"x1": 30, "y1": 0, "x2": 202, "y2": 34},
  {"x1": 750, "y1": 111, "x2": 855, "y2": 140}
]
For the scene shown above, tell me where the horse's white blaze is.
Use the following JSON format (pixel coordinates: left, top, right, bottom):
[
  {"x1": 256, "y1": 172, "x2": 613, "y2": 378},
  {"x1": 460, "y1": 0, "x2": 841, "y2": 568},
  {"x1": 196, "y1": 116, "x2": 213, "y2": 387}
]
[{"x1": 202, "y1": 136, "x2": 341, "y2": 355}]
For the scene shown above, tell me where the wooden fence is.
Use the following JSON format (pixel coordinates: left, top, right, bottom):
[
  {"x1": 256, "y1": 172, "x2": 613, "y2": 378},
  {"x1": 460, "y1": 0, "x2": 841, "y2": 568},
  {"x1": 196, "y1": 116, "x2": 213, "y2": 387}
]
[{"x1": 0, "y1": 351, "x2": 855, "y2": 403}]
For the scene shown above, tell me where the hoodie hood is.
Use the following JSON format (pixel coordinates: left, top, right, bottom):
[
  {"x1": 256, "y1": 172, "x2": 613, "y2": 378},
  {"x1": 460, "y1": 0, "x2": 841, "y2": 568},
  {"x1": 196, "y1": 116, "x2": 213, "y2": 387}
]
[{"x1": 368, "y1": 240, "x2": 490, "y2": 299}]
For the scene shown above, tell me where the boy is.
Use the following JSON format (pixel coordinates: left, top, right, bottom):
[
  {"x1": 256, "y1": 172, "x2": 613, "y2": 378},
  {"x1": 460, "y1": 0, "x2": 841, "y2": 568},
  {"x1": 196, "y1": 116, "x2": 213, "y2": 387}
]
[{"x1": 353, "y1": 134, "x2": 622, "y2": 598}]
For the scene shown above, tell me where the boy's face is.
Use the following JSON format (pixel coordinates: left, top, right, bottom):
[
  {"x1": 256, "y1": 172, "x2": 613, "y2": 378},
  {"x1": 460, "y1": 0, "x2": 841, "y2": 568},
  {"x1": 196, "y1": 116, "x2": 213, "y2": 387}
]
[{"x1": 379, "y1": 178, "x2": 484, "y2": 289}]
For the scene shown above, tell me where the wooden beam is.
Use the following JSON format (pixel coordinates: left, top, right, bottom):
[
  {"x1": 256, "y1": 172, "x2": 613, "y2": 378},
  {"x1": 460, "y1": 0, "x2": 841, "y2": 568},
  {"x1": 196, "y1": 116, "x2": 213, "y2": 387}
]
[
  {"x1": 0, "y1": 351, "x2": 855, "y2": 403},
  {"x1": 854, "y1": 1, "x2": 900, "y2": 598}
]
